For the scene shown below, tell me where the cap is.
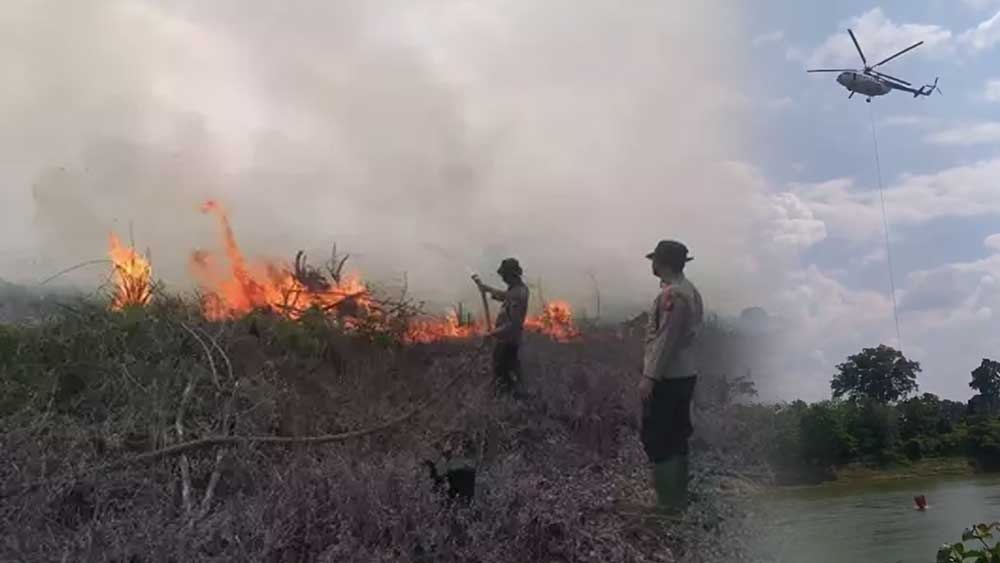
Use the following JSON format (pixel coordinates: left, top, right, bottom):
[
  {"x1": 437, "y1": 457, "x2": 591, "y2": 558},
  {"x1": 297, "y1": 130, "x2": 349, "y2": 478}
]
[
  {"x1": 645, "y1": 240, "x2": 693, "y2": 264},
  {"x1": 497, "y1": 257, "x2": 523, "y2": 277}
]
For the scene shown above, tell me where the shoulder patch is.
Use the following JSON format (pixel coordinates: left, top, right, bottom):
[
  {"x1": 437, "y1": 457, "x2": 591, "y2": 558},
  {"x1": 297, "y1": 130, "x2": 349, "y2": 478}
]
[{"x1": 660, "y1": 285, "x2": 674, "y2": 312}]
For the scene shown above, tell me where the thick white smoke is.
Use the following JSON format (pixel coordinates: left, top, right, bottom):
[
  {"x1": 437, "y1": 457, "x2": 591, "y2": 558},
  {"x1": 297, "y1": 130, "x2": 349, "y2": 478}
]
[{"x1": 1, "y1": 1, "x2": 784, "y2": 322}]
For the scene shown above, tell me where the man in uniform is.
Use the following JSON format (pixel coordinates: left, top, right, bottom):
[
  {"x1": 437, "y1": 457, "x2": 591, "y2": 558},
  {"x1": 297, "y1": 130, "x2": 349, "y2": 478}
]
[
  {"x1": 639, "y1": 240, "x2": 704, "y2": 513},
  {"x1": 473, "y1": 258, "x2": 530, "y2": 394}
]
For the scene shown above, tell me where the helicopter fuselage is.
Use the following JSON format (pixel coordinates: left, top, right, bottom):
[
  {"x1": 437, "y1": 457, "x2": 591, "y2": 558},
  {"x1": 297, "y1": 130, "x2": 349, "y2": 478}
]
[{"x1": 837, "y1": 71, "x2": 892, "y2": 98}]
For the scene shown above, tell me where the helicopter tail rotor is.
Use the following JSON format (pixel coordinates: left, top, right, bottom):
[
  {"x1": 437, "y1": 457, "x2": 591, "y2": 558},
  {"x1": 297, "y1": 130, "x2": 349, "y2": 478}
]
[{"x1": 916, "y1": 77, "x2": 942, "y2": 97}]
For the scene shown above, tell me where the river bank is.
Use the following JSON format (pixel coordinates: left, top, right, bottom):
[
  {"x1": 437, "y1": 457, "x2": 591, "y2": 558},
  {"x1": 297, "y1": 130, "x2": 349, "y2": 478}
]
[
  {"x1": 766, "y1": 457, "x2": 978, "y2": 492},
  {"x1": 830, "y1": 457, "x2": 976, "y2": 486}
]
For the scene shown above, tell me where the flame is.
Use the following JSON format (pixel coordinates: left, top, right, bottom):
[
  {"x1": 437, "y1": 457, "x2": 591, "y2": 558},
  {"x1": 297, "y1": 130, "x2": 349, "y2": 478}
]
[
  {"x1": 405, "y1": 300, "x2": 581, "y2": 343},
  {"x1": 526, "y1": 300, "x2": 580, "y2": 342},
  {"x1": 191, "y1": 200, "x2": 374, "y2": 321},
  {"x1": 108, "y1": 233, "x2": 152, "y2": 309},
  {"x1": 106, "y1": 199, "x2": 580, "y2": 343},
  {"x1": 406, "y1": 310, "x2": 483, "y2": 343}
]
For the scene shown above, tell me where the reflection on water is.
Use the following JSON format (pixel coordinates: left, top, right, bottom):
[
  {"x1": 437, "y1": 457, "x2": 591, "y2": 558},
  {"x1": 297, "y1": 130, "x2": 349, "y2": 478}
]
[{"x1": 756, "y1": 475, "x2": 1000, "y2": 563}]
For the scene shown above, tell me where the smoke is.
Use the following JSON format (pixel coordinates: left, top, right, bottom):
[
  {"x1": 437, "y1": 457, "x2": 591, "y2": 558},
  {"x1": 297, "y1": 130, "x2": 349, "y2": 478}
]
[{"x1": 2, "y1": 0, "x2": 778, "y2": 320}]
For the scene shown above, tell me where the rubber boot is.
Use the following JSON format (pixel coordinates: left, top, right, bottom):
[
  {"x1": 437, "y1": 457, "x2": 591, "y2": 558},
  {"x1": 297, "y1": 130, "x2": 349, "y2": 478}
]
[
  {"x1": 652, "y1": 458, "x2": 688, "y2": 514},
  {"x1": 676, "y1": 455, "x2": 690, "y2": 507}
]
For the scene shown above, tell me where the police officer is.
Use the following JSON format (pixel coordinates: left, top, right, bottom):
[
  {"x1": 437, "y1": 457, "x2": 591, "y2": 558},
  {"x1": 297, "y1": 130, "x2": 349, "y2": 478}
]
[
  {"x1": 473, "y1": 258, "x2": 530, "y2": 394},
  {"x1": 639, "y1": 240, "x2": 704, "y2": 513}
]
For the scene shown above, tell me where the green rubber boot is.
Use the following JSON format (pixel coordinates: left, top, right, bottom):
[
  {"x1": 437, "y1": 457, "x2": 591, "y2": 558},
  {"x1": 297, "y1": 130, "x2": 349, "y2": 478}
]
[
  {"x1": 652, "y1": 457, "x2": 689, "y2": 514},
  {"x1": 676, "y1": 455, "x2": 690, "y2": 506}
]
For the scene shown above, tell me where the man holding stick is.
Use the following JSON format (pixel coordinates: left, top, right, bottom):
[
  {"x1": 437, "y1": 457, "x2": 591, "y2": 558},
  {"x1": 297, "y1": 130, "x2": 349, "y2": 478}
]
[
  {"x1": 638, "y1": 240, "x2": 704, "y2": 513},
  {"x1": 472, "y1": 258, "x2": 529, "y2": 395}
]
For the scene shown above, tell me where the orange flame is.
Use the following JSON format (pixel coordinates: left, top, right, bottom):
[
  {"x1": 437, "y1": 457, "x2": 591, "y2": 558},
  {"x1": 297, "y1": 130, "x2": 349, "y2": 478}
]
[
  {"x1": 526, "y1": 300, "x2": 580, "y2": 342},
  {"x1": 191, "y1": 200, "x2": 374, "y2": 321},
  {"x1": 108, "y1": 233, "x2": 152, "y2": 309},
  {"x1": 406, "y1": 310, "x2": 484, "y2": 343},
  {"x1": 106, "y1": 199, "x2": 580, "y2": 343}
]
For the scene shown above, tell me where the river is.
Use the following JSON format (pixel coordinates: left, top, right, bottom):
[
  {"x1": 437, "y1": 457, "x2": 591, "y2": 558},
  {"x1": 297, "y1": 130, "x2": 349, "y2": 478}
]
[{"x1": 753, "y1": 475, "x2": 1000, "y2": 563}]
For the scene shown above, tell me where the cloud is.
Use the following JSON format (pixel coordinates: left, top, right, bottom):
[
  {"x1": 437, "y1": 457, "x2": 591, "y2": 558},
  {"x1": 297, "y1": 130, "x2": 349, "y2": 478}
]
[
  {"x1": 900, "y1": 255, "x2": 1000, "y2": 330},
  {"x1": 880, "y1": 115, "x2": 940, "y2": 128},
  {"x1": 795, "y1": 8, "x2": 952, "y2": 68},
  {"x1": 793, "y1": 7, "x2": 1000, "y2": 73},
  {"x1": 765, "y1": 192, "x2": 827, "y2": 250},
  {"x1": 900, "y1": 267, "x2": 979, "y2": 312},
  {"x1": 752, "y1": 30, "x2": 784, "y2": 47},
  {"x1": 775, "y1": 155, "x2": 1000, "y2": 400},
  {"x1": 959, "y1": 9, "x2": 1000, "y2": 52},
  {"x1": 764, "y1": 96, "x2": 795, "y2": 111},
  {"x1": 965, "y1": 0, "x2": 1000, "y2": 10},
  {"x1": 794, "y1": 158, "x2": 1000, "y2": 242},
  {"x1": 753, "y1": 265, "x2": 897, "y2": 401},
  {"x1": 983, "y1": 79, "x2": 1000, "y2": 101},
  {"x1": 789, "y1": 179, "x2": 884, "y2": 243},
  {"x1": 761, "y1": 252, "x2": 1000, "y2": 400},
  {"x1": 857, "y1": 246, "x2": 888, "y2": 267},
  {"x1": 925, "y1": 122, "x2": 1000, "y2": 145}
]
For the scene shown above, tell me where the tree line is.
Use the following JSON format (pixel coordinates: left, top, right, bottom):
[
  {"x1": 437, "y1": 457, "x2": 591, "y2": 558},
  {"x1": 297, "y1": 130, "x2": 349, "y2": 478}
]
[{"x1": 731, "y1": 345, "x2": 1000, "y2": 484}]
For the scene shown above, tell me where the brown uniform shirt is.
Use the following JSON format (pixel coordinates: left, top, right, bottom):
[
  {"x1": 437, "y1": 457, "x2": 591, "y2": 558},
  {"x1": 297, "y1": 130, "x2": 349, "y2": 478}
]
[
  {"x1": 643, "y1": 273, "x2": 704, "y2": 381},
  {"x1": 493, "y1": 282, "x2": 529, "y2": 344}
]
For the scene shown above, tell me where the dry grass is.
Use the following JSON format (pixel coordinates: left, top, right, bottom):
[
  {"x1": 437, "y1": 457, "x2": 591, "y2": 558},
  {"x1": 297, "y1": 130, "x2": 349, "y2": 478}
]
[{"x1": 0, "y1": 296, "x2": 765, "y2": 562}]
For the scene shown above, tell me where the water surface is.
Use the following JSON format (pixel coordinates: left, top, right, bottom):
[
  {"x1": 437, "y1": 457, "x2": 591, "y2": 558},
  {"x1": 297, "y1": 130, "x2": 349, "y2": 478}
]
[{"x1": 756, "y1": 475, "x2": 1000, "y2": 562}]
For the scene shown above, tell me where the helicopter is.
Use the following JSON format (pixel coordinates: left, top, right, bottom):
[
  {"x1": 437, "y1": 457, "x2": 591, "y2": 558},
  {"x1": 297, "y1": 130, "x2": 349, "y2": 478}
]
[{"x1": 807, "y1": 29, "x2": 941, "y2": 102}]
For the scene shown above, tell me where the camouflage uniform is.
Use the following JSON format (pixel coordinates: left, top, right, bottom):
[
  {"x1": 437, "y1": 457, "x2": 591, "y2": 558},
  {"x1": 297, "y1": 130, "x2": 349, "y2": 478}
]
[{"x1": 641, "y1": 241, "x2": 704, "y2": 512}]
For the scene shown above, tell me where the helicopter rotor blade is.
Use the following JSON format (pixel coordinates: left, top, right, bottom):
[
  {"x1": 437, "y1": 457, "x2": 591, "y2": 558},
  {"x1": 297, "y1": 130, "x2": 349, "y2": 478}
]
[
  {"x1": 873, "y1": 41, "x2": 924, "y2": 68},
  {"x1": 848, "y1": 29, "x2": 867, "y2": 66},
  {"x1": 807, "y1": 69, "x2": 855, "y2": 73},
  {"x1": 870, "y1": 69, "x2": 912, "y2": 86}
]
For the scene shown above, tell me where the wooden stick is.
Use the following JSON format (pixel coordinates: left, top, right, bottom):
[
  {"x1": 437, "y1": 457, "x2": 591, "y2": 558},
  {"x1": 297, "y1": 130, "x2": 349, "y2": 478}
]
[{"x1": 475, "y1": 280, "x2": 492, "y2": 331}]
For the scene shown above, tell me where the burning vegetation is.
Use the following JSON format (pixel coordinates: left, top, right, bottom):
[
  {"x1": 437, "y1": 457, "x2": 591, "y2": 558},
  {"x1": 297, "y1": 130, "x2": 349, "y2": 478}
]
[
  {"x1": 107, "y1": 233, "x2": 152, "y2": 310},
  {"x1": 107, "y1": 199, "x2": 579, "y2": 343}
]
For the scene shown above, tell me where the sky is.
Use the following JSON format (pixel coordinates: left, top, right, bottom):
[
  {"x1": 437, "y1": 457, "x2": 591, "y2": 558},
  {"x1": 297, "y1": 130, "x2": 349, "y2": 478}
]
[
  {"x1": 741, "y1": 1, "x2": 1000, "y2": 401},
  {"x1": 0, "y1": 1, "x2": 996, "y2": 402}
]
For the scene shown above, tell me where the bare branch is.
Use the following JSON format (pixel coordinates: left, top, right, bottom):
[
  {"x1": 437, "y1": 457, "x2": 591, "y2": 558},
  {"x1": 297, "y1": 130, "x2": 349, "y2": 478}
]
[
  {"x1": 119, "y1": 363, "x2": 149, "y2": 395},
  {"x1": 175, "y1": 370, "x2": 197, "y2": 515},
  {"x1": 5, "y1": 343, "x2": 489, "y2": 497},
  {"x1": 179, "y1": 322, "x2": 220, "y2": 390},
  {"x1": 38, "y1": 259, "x2": 112, "y2": 287},
  {"x1": 198, "y1": 376, "x2": 239, "y2": 519},
  {"x1": 202, "y1": 327, "x2": 234, "y2": 384}
]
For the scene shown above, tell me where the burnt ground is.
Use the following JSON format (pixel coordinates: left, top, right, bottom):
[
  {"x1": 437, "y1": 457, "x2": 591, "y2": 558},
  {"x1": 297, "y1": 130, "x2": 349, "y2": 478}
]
[{"x1": 0, "y1": 300, "x2": 769, "y2": 562}]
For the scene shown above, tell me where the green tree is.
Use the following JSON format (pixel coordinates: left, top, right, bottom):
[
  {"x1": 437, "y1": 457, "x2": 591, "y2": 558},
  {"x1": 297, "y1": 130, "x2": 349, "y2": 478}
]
[
  {"x1": 831, "y1": 345, "x2": 920, "y2": 404},
  {"x1": 846, "y1": 399, "x2": 900, "y2": 465},
  {"x1": 798, "y1": 401, "x2": 854, "y2": 466},
  {"x1": 972, "y1": 359, "x2": 1000, "y2": 398},
  {"x1": 966, "y1": 416, "x2": 1000, "y2": 472},
  {"x1": 899, "y1": 393, "x2": 944, "y2": 459},
  {"x1": 900, "y1": 393, "x2": 942, "y2": 440},
  {"x1": 971, "y1": 359, "x2": 1000, "y2": 415},
  {"x1": 938, "y1": 399, "x2": 967, "y2": 432}
]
